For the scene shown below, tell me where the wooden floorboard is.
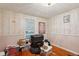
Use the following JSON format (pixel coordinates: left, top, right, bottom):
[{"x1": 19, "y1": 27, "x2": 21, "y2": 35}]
[
  {"x1": 16, "y1": 45, "x2": 75, "y2": 56},
  {"x1": 52, "y1": 45, "x2": 76, "y2": 56}
]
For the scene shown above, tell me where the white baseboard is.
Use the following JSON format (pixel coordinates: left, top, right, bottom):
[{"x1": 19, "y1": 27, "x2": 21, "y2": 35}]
[{"x1": 52, "y1": 44, "x2": 79, "y2": 55}]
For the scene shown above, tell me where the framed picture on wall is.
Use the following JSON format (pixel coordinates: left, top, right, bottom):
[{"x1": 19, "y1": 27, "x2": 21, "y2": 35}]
[
  {"x1": 38, "y1": 22, "x2": 46, "y2": 34},
  {"x1": 63, "y1": 15, "x2": 70, "y2": 23}
]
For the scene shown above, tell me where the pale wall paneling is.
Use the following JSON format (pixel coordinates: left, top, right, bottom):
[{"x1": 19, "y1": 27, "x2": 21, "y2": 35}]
[
  {"x1": 48, "y1": 8, "x2": 79, "y2": 54},
  {"x1": 0, "y1": 10, "x2": 2, "y2": 36},
  {"x1": 2, "y1": 11, "x2": 10, "y2": 36}
]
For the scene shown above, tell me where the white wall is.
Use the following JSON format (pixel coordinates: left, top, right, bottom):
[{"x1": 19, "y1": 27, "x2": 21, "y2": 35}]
[
  {"x1": 0, "y1": 9, "x2": 48, "y2": 51},
  {"x1": 48, "y1": 8, "x2": 79, "y2": 54}
]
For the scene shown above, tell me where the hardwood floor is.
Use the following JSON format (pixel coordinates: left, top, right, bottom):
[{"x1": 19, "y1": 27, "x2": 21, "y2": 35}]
[
  {"x1": 52, "y1": 45, "x2": 75, "y2": 56},
  {"x1": 16, "y1": 45, "x2": 75, "y2": 56}
]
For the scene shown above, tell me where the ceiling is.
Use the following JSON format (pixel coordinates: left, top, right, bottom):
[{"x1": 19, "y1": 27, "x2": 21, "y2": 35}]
[{"x1": 0, "y1": 3, "x2": 79, "y2": 18}]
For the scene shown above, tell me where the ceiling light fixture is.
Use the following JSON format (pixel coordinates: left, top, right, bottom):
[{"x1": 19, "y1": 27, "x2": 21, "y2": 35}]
[{"x1": 42, "y1": 3, "x2": 56, "y2": 7}]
